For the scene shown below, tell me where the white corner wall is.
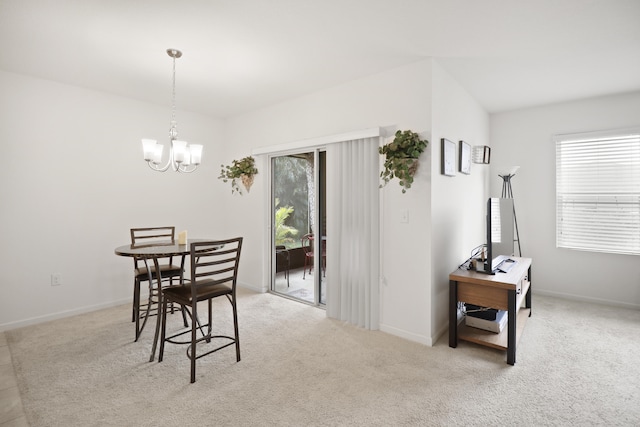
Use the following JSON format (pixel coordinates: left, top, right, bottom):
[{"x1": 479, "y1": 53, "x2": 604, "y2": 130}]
[
  {"x1": 490, "y1": 91, "x2": 640, "y2": 308},
  {"x1": 224, "y1": 59, "x2": 435, "y2": 344},
  {"x1": 430, "y1": 61, "x2": 491, "y2": 341},
  {"x1": 224, "y1": 59, "x2": 491, "y2": 346},
  {"x1": 0, "y1": 70, "x2": 225, "y2": 330}
]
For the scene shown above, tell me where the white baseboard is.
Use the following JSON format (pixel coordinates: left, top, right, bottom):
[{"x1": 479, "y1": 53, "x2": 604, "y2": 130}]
[
  {"x1": 0, "y1": 297, "x2": 131, "y2": 332},
  {"x1": 0, "y1": 282, "x2": 265, "y2": 332},
  {"x1": 238, "y1": 281, "x2": 267, "y2": 293},
  {"x1": 7, "y1": 285, "x2": 630, "y2": 335},
  {"x1": 533, "y1": 289, "x2": 640, "y2": 310},
  {"x1": 433, "y1": 321, "x2": 449, "y2": 346},
  {"x1": 380, "y1": 323, "x2": 432, "y2": 346}
]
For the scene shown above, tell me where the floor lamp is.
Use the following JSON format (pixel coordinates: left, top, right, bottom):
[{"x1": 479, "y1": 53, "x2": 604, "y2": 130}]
[{"x1": 499, "y1": 167, "x2": 522, "y2": 256}]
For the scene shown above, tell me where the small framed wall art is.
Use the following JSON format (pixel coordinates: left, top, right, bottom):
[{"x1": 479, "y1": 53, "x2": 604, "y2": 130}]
[
  {"x1": 441, "y1": 138, "x2": 456, "y2": 176},
  {"x1": 459, "y1": 140, "x2": 471, "y2": 174},
  {"x1": 473, "y1": 145, "x2": 491, "y2": 164}
]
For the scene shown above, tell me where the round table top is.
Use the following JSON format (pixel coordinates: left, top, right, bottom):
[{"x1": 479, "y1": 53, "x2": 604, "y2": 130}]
[{"x1": 114, "y1": 238, "x2": 213, "y2": 258}]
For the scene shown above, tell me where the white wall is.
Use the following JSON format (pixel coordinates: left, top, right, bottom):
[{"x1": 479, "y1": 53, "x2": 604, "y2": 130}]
[
  {"x1": 224, "y1": 60, "x2": 433, "y2": 343},
  {"x1": 0, "y1": 70, "x2": 226, "y2": 330},
  {"x1": 430, "y1": 61, "x2": 491, "y2": 340},
  {"x1": 224, "y1": 59, "x2": 489, "y2": 345},
  {"x1": 0, "y1": 61, "x2": 491, "y2": 346},
  {"x1": 490, "y1": 91, "x2": 640, "y2": 309}
]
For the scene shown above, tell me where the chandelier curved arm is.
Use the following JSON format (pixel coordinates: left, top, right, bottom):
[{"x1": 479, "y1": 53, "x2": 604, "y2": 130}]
[
  {"x1": 146, "y1": 159, "x2": 172, "y2": 172},
  {"x1": 144, "y1": 140, "x2": 200, "y2": 173},
  {"x1": 176, "y1": 164, "x2": 198, "y2": 173},
  {"x1": 146, "y1": 160, "x2": 198, "y2": 173},
  {"x1": 146, "y1": 161, "x2": 198, "y2": 173}
]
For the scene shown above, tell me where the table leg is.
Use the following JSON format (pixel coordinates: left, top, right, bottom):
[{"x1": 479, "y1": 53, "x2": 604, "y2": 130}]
[
  {"x1": 526, "y1": 265, "x2": 532, "y2": 316},
  {"x1": 134, "y1": 258, "x2": 156, "y2": 343},
  {"x1": 449, "y1": 280, "x2": 458, "y2": 348},
  {"x1": 149, "y1": 256, "x2": 163, "y2": 362},
  {"x1": 507, "y1": 289, "x2": 516, "y2": 365}
]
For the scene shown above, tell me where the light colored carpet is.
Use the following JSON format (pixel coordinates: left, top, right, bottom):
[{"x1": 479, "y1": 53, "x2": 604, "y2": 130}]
[{"x1": 6, "y1": 288, "x2": 640, "y2": 426}]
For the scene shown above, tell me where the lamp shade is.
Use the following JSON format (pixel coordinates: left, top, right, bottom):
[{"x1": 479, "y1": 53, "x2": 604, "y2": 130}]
[
  {"x1": 172, "y1": 140, "x2": 188, "y2": 163},
  {"x1": 190, "y1": 144, "x2": 203, "y2": 165},
  {"x1": 152, "y1": 144, "x2": 163, "y2": 164},
  {"x1": 142, "y1": 139, "x2": 158, "y2": 161}
]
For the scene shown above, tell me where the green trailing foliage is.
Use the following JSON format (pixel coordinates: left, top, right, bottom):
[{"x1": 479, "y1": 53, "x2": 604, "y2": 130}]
[
  {"x1": 218, "y1": 156, "x2": 259, "y2": 195},
  {"x1": 379, "y1": 130, "x2": 428, "y2": 193}
]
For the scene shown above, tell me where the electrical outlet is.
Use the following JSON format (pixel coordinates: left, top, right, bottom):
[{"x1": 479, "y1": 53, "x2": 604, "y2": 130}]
[
  {"x1": 400, "y1": 209, "x2": 409, "y2": 223},
  {"x1": 51, "y1": 274, "x2": 62, "y2": 286}
]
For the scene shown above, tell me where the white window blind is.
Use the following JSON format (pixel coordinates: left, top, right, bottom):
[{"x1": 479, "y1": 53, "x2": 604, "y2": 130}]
[{"x1": 556, "y1": 128, "x2": 640, "y2": 255}]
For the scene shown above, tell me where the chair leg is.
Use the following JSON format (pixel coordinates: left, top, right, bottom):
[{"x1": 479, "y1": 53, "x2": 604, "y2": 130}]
[
  {"x1": 303, "y1": 256, "x2": 308, "y2": 279},
  {"x1": 190, "y1": 304, "x2": 198, "y2": 384},
  {"x1": 181, "y1": 306, "x2": 189, "y2": 327},
  {"x1": 132, "y1": 279, "x2": 140, "y2": 322},
  {"x1": 133, "y1": 279, "x2": 141, "y2": 341},
  {"x1": 182, "y1": 306, "x2": 207, "y2": 340},
  {"x1": 168, "y1": 276, "x2": 176, "y2": 315},
  {"x1": 207, "y1": 299, "x2": 213, "y2": 343},
  {"x1": 307, "y1": 255, "x2": 314, "y2": 277},
  {"x1": 179, "y1": 276, "x2": 189, "y2": 327},
  {"x1": 231, "y1": 296, "x2": 241, "y2": 362},
  {"x1": 286, "y1": 255, "x2": 290, "y2": 287}
]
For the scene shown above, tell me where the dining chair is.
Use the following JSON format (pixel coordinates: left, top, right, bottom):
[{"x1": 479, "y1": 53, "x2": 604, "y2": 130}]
[
  {"x1": 130, "y1": 226, "x2": 186, "y2": 341},
  {"x1": 301, "y1": 233, "x2": 325, "y2": 279},
  {"x1": 159, "y1": 237, "x2": 243, "y2": 383}
]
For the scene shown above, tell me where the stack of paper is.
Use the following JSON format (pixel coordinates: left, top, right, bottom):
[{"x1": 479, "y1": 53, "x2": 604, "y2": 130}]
[{"x1": 465, "y1": 309, "x2": 508, "y2": 333}]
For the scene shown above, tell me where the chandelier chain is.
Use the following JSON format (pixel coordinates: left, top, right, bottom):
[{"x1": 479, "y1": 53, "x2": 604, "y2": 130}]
[{"x1": 170, "y1": 53, "x2": 177, "y2": 140}]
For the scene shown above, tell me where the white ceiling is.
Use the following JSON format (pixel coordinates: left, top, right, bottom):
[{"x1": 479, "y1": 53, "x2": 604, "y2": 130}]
[{"x1": 1, "y1": 0, "x2": 639, "y2": 118}]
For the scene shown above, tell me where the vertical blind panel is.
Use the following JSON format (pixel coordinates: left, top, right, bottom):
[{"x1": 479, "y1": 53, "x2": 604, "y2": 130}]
[{"x1": 556, "y1": 132, "x2": 640, "y2": 255}]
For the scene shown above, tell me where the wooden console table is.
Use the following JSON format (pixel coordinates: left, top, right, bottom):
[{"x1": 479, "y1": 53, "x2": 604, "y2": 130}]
[{"x1": 449, "y1": 257, "x2": 532, "y2": 365}]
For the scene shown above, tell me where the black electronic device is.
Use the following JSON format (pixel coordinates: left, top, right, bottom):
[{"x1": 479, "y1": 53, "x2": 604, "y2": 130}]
[{"x1": 481, "y1": 197, "x2": 515, "y2": 275}]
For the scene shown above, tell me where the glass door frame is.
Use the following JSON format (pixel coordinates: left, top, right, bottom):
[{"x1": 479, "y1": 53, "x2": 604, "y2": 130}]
[{"x1": 268, "y1": 147, "x2": 325, "y2": 307}]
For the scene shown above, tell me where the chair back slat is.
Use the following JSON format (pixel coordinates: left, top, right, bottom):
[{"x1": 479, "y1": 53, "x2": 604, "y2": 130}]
[
  {"x1": 130, "y1": 226, "x2": 176, "y2": 268},
  {"x1": 131, "y1": 226, "x2": 176, "y2": 247},
  {"x1": 190, "y1": 238, "x2": 243, "y2": 297}
]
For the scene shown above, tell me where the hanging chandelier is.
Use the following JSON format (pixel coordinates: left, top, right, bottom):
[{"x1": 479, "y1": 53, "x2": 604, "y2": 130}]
[{"x1": 142, "y1": 49, "x2": 203, "y2": 173}]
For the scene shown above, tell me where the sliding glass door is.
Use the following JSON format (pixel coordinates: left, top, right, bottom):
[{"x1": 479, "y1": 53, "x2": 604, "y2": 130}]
[{"x1": 271, "y1": 150, "x2": 326, "y2": 306}]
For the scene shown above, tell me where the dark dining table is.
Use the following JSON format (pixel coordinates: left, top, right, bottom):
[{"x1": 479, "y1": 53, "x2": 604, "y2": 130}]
[{"x1": 114, "y1": 239, "x2": 211, "y2": 362}]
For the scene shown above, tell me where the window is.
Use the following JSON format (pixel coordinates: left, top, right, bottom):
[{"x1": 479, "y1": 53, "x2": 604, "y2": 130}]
[{"x1": 555, "y1": 128, "x2": 640, "y2": 255}]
